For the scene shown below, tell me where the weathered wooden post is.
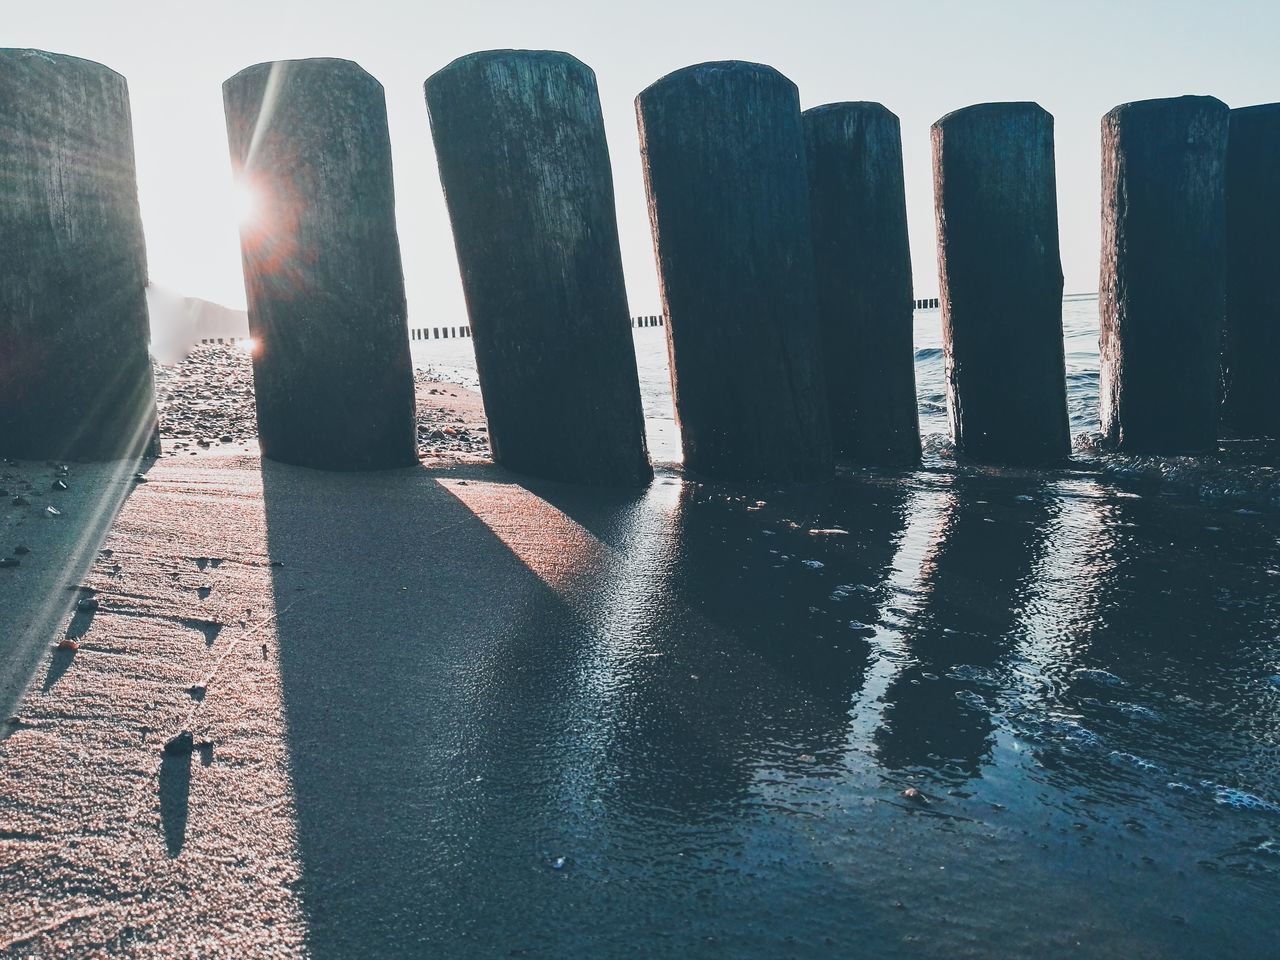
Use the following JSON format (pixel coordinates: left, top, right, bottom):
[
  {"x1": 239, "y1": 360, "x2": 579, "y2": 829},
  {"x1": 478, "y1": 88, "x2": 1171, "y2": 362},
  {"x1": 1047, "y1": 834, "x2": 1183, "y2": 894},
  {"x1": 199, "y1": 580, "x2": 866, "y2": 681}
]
[
  {"x1": 636, "y1": 61, "x2": 832, "y2": 482},
  {"x1": 932, "y1": 101, "x2": 1069, "y2": 464},
  {"x1": 424, "y1": 50, "x2": 651, "y2": 486},
  {"x1": 0, "y1": 49, "x2": 158, "y2": 461},
  {"x1": 1222, "y1": 102, "x2": 1280, "y2": 439},
  {"x1": 804, "y1": 102, "x2": 919, "y2": 464},
  {"x1": 1099, "y1": 95, "x2": 1229, "y2": 453},
  {"x1": 223, "y1": 58, "x2": 416, "y2": 470}
]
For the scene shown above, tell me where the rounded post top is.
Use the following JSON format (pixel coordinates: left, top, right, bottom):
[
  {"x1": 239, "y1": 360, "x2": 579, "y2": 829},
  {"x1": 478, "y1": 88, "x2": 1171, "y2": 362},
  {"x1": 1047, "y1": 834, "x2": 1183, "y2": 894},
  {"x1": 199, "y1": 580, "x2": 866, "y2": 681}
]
[
  {"x1": 636, "y1": 60, "x2": 796, "y2": 107},
  {"x1": 1230, "y1": 100, "x2": 1280, "y2": 118},
  {"x1": 224, "y1": 58, "x2": 380, "y2": 93},
  {"x1": 932, "y1": 101, "x2": 1050, "y2": 133},
  {"x1": 803, "y1": 101, "x2": 897, "y2": 122},
  {"x1": 1103, "y1": 94, "x2": 1228, "y2": 123},
  {"x1": 0, "y1": 48, "x2": 125, "y2": 83},
  {"x1": 426, "y1": 49, "x2": 593, "y2": 87}
]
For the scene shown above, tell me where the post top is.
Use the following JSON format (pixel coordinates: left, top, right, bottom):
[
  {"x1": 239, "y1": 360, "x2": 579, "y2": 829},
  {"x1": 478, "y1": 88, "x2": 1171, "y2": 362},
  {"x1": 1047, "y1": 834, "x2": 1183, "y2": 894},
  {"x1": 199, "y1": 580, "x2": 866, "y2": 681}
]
[
  {"x1": 1230, "y1": 100, "x2": 1280, "y2": 119},
  {"x1": 0, "y1": 48, "x2": 125, "y2": 83},
  {"x1": 803, "y1": 101, "x2": 897, "y2": 123},
  {"x1": 932, "y1": 101, "x2": 1049, "y2": 132},
  {"x1": 1103, "y1": 94, "x2": 1228, "y2": 123},
  {"x1": 224, "y1": 58, "x2": 379, "y2": 92},
  {"x1": 427, "y1": 48, "x2": 592, "y2": 87},
  {"x1": 636, "y1": 60, "x2": 795, "y2": 106}
]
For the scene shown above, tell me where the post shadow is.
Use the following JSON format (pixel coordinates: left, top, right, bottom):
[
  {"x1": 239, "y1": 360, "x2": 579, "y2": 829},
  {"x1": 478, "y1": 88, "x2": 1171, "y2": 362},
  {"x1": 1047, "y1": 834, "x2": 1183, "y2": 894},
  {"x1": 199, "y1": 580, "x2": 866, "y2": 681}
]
[
  {"x1": 257, "y1": 460, "x2": 909, "y2": 954},
  {"x1": 874, "y1": 474, "x2": 1057, "y2": 780}
]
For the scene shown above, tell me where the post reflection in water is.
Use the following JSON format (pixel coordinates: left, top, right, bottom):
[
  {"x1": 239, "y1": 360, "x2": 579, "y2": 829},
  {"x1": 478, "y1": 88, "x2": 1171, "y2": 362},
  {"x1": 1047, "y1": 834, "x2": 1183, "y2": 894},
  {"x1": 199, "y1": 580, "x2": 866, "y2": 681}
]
[
  {"x1": 258, "y1": 460, "x2": 1280, "y2": 958},
  {"x1": 873, "y1": 473, "x2": 1058, "y2": 781}
]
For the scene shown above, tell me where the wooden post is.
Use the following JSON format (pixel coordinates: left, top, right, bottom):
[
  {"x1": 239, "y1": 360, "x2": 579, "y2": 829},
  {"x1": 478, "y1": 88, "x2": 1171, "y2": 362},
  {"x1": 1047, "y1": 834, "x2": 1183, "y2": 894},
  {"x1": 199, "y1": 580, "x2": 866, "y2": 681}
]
[
  {"x1": 932, "y1": 102, "x2": 1069, "y2": 464},
  {"x1": 636, "y1": 61, "x2": 832, "y2": 482},
  {"x1": 804, "y1": 102, "x2": 920, "y2": 464},
  {"x1": 1099, "y1": 95, "x2": 1229, "y2": 453},
  {"x1": 1223, "y1": 102, "x2": 1280, "y2": 439},
  {"x1": 425, "y1": 50, "x2": 651, "y2": 486},
  {"x1": 223, "y1": 58, "x2": 416, "y2": 471},
  {"x1": 0, "y1": 49, "x2": 158, "y2": 461}
]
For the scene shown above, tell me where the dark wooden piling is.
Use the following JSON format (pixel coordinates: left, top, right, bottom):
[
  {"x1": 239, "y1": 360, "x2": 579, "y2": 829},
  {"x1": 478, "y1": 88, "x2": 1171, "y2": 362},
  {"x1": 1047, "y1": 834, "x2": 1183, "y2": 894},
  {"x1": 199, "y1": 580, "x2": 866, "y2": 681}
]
[
  {"x1": 425, "y1": 50, "x2": 651, "y2": 486},
  {"x1": 223, "y1": 58, "x2": 416, "y2": 470},
  {"x1": 1099, "y1": 95, "x2": 1229, "y2": 453},
  {"x1": 0, "y1": 49, "x2": 158, "y2": 461},
  {"x1": 636, "y1": 61, "x2": 831, "y2": 482},
  {"x1": 1222, "y1": 102, "x2": 1280, "y2": 439},
  {"x1": 932, "y1": 102, "x2": 1069, "y2": 464},
  {"x1": 804, "y1": 102, "x2": 920, "y2": 464}
]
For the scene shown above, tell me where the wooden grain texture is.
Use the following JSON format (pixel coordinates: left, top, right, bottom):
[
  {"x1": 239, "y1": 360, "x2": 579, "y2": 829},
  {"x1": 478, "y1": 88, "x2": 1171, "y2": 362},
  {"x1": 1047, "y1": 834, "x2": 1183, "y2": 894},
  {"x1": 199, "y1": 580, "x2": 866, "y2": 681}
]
[
  {"x1": 0, "y1": 49, "x2": 158, "y2": 461},
  {"x1": 932, "y1": 101, "x2": 1069, "y2": 464},
  {"x1": 425, "y1": 50, "x2": 651, "y2": 486},
  {"x1": 1222, "y1": 102, "x2": 1280, "y2": 439},
  {"x1": 804, "y1": 102, "x2": 919, "y2": 465},
  {"x1": 1099, "y1": 95, "x2": 1229, "y2": 453},
  {"x1": 224, "y1": 58, "x2": 416, "y2": 471},
  {"x1": 637, "y1": 61, "x2": 832, "y2": 482}
]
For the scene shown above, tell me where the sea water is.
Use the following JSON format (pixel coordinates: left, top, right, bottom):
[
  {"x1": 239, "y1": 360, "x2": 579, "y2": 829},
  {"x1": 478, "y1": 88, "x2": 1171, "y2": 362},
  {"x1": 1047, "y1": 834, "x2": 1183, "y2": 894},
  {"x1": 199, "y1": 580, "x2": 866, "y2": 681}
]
[{"x1": 410, "y1": 296, "x2": 1105, "y2": 464}]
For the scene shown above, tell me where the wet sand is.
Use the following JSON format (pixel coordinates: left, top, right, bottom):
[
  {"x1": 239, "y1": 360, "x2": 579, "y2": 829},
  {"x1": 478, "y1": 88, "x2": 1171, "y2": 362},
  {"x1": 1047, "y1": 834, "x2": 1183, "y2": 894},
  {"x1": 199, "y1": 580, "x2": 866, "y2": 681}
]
[{"x1": 2, "y1": 353, "x2": 1280, "y2": 957}]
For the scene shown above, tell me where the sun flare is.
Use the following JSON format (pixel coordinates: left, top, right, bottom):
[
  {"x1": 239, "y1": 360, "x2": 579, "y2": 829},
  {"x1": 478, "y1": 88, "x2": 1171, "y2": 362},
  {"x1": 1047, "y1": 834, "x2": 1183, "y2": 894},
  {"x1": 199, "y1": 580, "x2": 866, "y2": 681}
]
[{"x1": 232, "y1": 179, "x2": 260, "y2": 227}]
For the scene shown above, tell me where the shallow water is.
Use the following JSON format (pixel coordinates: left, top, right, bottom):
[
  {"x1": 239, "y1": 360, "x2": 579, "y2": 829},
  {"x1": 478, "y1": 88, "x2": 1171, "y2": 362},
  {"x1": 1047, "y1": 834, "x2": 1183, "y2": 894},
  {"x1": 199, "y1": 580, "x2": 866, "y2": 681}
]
[
  {"x1": 410, "y1": 297, "x2": 1104, "y2": 464},
  {"x1": 396, "y1": 304, "x2": 1280, "y2": 955},
  {"x1": 255, "y1": 459, "x2": 1280, "y2": 957}
]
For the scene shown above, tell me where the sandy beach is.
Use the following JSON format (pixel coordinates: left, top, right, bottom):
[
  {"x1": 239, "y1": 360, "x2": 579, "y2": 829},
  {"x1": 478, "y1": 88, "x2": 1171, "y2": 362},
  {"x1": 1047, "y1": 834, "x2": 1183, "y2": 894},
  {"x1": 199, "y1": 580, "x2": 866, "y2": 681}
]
[{"x1": 3, "y1": 347, "x2": 1280, "y2": 958}]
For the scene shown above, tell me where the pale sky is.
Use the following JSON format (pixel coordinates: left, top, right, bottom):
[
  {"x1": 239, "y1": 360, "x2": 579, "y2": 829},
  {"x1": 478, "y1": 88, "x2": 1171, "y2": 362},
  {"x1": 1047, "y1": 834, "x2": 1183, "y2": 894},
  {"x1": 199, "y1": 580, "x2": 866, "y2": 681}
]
[{"x1": 10, "y1": 0, "x2": 1280, "y2": 319}]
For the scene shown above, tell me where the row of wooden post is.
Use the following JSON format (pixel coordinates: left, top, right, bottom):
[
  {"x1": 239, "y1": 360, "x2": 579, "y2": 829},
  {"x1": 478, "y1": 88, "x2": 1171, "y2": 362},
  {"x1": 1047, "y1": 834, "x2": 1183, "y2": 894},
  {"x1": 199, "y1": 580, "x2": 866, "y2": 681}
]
[{"x1": 0, "y1": 47, "x2": 1276, "y2": 483}]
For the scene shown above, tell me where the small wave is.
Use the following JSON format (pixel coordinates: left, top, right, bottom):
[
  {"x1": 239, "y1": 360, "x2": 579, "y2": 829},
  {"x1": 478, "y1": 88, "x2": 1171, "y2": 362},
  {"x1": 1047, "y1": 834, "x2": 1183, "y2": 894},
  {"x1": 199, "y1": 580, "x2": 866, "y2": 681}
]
[{"x1": 915, "y1": 347, "x2": 945, "y2": 360}]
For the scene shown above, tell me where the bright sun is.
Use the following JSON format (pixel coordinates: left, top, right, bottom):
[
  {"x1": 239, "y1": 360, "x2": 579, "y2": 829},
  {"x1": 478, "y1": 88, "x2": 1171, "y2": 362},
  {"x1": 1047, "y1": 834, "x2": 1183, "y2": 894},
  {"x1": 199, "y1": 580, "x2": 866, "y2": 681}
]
[{"x1": 232, "y1": 180, "x2": 260, "y2": 227}]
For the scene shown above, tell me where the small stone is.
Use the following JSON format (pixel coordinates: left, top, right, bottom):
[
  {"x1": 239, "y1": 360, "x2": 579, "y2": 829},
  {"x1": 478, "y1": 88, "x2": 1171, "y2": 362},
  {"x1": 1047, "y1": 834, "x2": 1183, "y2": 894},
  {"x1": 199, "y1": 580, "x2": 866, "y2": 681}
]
[
  {"x1": 902, "y1": 787, "x2": 926, "y2": 803},
  {"x1": 56, "y1": 638, "x2": 79, "y2": 651},
  {"x1": 133, "y1": 473, "x2": 148, "y2": 483},
  {"x1": 77, "y1": 597, "x2": 99, "y2": 612}
]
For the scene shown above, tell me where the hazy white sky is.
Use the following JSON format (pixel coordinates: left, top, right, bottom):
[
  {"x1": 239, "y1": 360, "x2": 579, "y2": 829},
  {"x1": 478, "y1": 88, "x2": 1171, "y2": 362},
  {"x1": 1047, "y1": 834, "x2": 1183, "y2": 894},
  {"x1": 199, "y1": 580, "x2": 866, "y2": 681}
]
[{"x1": 10, "y1": 0, "x2": 1280, "y2": 319}]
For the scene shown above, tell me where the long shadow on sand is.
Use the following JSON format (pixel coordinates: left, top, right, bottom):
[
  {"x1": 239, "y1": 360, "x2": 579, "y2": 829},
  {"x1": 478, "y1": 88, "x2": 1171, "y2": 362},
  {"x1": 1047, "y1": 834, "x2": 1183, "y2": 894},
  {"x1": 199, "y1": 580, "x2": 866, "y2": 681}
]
[{"x1": 259, "y1": 460, "x2": 912, "y2": 958}]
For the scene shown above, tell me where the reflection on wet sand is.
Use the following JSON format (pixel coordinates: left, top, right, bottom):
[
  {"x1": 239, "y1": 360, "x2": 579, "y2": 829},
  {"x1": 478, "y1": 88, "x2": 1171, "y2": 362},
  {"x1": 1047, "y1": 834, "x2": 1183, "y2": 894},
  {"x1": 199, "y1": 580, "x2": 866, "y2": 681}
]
[
  {"x1": 246, "y1": 460, "x2": 1280, "y2": 957},
  {"x1": 874, "y1": 474, "x2": 1058, "y2": 781}
]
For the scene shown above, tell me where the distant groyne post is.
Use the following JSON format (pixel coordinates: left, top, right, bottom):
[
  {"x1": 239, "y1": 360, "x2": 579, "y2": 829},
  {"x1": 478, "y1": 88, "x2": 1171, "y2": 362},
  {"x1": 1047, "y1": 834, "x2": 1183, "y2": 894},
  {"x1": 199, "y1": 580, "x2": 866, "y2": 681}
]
[
  {"x1": 223, "y1": 58, "x2": 416, "y2": 470},
  {"x1": 424, "y1": 50, "x2": 651, "y2": 485},
  {"x1": 1099, "y1": 96, "x2": 1229, "y2": 453},
  {"x1": 1222, "y1": 102, "x2": 1280, "y2": 439},
  {"x1": 932, "y1": 102, "x2": 1070, "y2": 464},
  {"x1": 636, "y1": 61, "x2": 832, "y2": 482},
  {"x1": 804, "y1": 102, "x2": 920, "y2": 465},
  {"x1": 0, "y1": 49, "x2": 158, "y2": 461}
]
